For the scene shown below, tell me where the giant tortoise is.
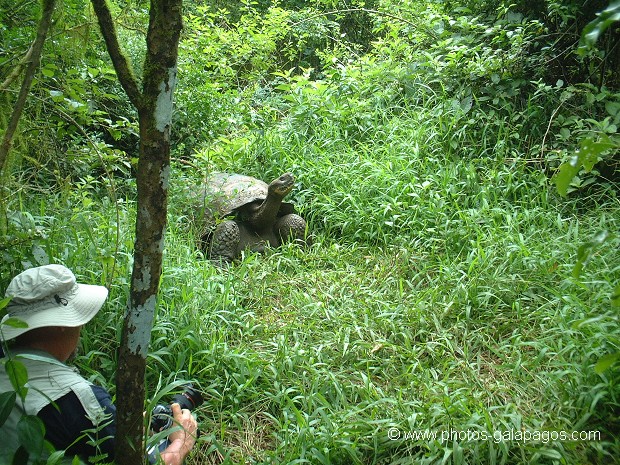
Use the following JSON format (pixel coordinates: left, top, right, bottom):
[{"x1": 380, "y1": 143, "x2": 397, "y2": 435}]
[{"x1": 194, "y1": 172, "x2": 308, "y2": 262}]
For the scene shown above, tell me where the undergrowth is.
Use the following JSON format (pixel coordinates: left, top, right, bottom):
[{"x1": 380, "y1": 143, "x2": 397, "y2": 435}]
[
  {"x1": 158, "y1": 144, "x2": 620, "y2": 464},
  {"x1": 3, "y1": 66, "x2": 619, "y2": 465}
]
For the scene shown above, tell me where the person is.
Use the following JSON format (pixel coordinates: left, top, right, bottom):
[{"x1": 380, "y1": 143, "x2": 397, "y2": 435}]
[{"x1": 0, "y1": 264, "x2": 198, "y2": 464}]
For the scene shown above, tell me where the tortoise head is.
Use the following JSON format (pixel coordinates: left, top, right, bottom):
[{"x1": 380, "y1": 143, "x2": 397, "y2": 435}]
[
  {"x1": 242, "y1": 173, "x2": 296, "y2": 227},
  {"x1": 268, "y1": 173, "x2": 295, "y2": 198}
]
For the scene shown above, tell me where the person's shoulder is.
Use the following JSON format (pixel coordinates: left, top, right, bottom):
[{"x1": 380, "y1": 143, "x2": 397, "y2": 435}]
[{"x1": 89, "y1": 384, "x2": 116, "y2": 418}]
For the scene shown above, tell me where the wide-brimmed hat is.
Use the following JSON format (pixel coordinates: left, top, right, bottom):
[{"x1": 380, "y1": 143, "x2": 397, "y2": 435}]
[{"x1": 1, "y1": 264, "x2": 108, "y2": 341}]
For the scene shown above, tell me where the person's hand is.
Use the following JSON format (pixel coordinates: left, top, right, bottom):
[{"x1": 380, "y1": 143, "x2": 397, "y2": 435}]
[{"x1": 159, "y1": 403, "x2": 198, "y2": 465}]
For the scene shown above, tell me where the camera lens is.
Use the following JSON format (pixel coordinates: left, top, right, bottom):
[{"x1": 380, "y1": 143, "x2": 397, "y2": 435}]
[
  {"x1": 171, "y1": 385, "x2": 204, "y2": 411},
  {"x1": 150, "y1": 384, "x2": 203, "y2": 433}
]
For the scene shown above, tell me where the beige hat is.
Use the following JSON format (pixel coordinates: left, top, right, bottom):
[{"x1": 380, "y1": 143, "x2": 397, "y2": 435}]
[{"x1": 1, "y1": 264, "x2": 108, "y2": 341}]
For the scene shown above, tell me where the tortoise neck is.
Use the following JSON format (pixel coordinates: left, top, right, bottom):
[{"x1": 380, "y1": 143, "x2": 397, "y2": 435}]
[{"x1": 246, "y1": 193, "x2": 284, "y2": 228}]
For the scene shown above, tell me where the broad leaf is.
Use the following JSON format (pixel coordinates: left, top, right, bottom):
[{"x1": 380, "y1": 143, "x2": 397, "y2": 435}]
[
  {"x1": 46, "y1": 450, "x2": 68, "y2": 465},
  {"x1": 11, "y1": 447, "x2": 29, "y2": 465},
  {"x1": 5, "y1": 359, "x2": 29, "y2": 399},
  {"x1": 17, "y1": 415, "x2": 45, "y2": 458},
  {"x1": 554, "y1": 137, "x2": 615, "y2": 196},
  {"x1": 0, "y1": 297, "x2": 10, "y2": 312},
  {"x1": 595, "y1": 352, "x2": 620, "y2": 374},
  {"x1": 572, "y1": 230, "x2": 615, "y2": 278},
  {"x1": 0, "y1": 391, "x2": 16, "y2": 427},
  {"x1": 578, "y1": 1, "x2": 620, "y2": 55},
  {"x1": 1, "y1": 317, "x2": 29, "y2": 329},
  {"x1": 612, "y1": 283, "x2": 620, "y2": 307},
  {"x1": 554, "y1": 157, "x2": 580, "y2": 197}
]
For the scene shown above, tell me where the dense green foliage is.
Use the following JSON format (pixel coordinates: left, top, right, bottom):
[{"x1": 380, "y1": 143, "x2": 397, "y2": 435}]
[{"x1": 1, "y1": 0, "x2": 619, "y2": 464}]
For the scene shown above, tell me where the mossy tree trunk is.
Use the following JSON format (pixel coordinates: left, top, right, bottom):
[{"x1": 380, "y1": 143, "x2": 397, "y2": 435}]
[{"x1": 90, "y1": 0, "x2": 183, "y2": 463}]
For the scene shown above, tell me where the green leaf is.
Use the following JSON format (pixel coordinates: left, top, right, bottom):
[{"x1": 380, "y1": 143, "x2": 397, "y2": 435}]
[
  {"x1": 0, "y1": 297, "x2": 10, "y2": 311},
  {"x1": 612, "y1": 283, "x2": 620, "y2": 307},
  {"x1": 578, "y1": 1, "x2": 620, "y2": 55},
  {"x1": 606, "y1": 101, "x2": 620, "y2": 117},
  {"x1": 571, "y1": 314, "x2": 606, "y2": 329},
  {"x1": 577, "y1": 137, "x2": 614, "y2": 171},
  {"x1": 0, "y1": 391, "x2": 16, "y2": 427},
  {"x1": 536, "y1": 447, "x2": 563, "y2": 459},
  {"x1": 1, "y1": 317, "x2": 29, "y2": 329},
  {"x1": 576, "y1": 230, "x2": 611, "y2": 261},
  {"x1": 11, "y1": 447, "x2": 29, "y2": 465},
  {"x1": 17, "y1": 415, "x2": 45, "y2": 457},
  {"x1": 49, "y1": 90, "x2": 64, "y2": 101},
  {"x1": 554, "y1": 137, "x2": 615, "y2": 196},
  {"x1": 5, "y1": 359, "x2": 29, "y2": 399},
  {"x1": 459, "y1": 95, "x2": 472, "y2": 114},
  {"x1": 573, "y1": 230, "x2": 615, "y2": 278},
  {"x1": 553, "y1": 158, "x2": 580, "y2": 196},
  {"x1": 46, "y1": 450, "x2": 68, "y2": 465},
  {"x1": 108, "y1": 128, "x2": 122, "y2": 141},
  {"x1": 595, "y1": 352, "x2": 620, "y2": 374},
  {"x1": 32, "y1": 244, "x2": 49, "y2": 266}
]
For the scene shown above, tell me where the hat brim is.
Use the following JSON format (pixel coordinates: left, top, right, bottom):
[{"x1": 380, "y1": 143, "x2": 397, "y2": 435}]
[{"x1": 0, "y1": 283, "x2": 108, "y2": 341}]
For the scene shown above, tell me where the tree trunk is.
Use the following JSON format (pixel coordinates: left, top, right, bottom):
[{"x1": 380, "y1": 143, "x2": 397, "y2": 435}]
[{"x1": 91, "y1": 0, "x2": 183, "y2": 463}]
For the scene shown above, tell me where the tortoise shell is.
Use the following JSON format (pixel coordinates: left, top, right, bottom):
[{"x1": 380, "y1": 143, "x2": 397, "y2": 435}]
[{"x1": 198, "y1": 172, "x2": 296, "y2": 219}]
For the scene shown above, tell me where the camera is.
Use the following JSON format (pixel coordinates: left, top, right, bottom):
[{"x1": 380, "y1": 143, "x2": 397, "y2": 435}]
[{"x1": 150, "y1": 384, "x2": 203, "y2": 433}]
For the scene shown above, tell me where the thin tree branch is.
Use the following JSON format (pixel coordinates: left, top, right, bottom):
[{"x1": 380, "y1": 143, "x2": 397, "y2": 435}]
[
  {"x1": 0, "y1": 0, "x2": 56, "y2": 176},
  {"x1": 90, "y1": 0, "x2": 143, "y2": 110},
  {"x1": 291, "y1": 7, "x2": 438, "y2": 41},
  {"x1": 0, "y1": 44, "x2": 34, "y2": 91},
  {"x1": 540, "y1": 101, "x2": 565, "y2": 164},
  {"x1": 2, "y1": 0, "x2": 38, "y2": 22}
]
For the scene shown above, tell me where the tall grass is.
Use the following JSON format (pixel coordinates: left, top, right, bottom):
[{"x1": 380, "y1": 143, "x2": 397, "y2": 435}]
[
  {"x1": 155, "y1": 89, "x2": 619, "y2": 463},
  {"x1": 157, "y1": 172, "x2": 619, "y2": 464}
]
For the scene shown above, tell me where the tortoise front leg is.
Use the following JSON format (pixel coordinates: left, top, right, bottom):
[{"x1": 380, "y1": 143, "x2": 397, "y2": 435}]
[
  {"x1": 275, "y1": 213, "x2": 308, "y2": 246},
  {"x1": 210, "y1": 220, "x2": 240, "y2": 262}
]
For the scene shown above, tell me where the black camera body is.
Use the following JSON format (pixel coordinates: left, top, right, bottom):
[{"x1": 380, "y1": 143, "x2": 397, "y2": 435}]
[{"x1": 151, "y1": 384, "x2": 203, "y2": 433}]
